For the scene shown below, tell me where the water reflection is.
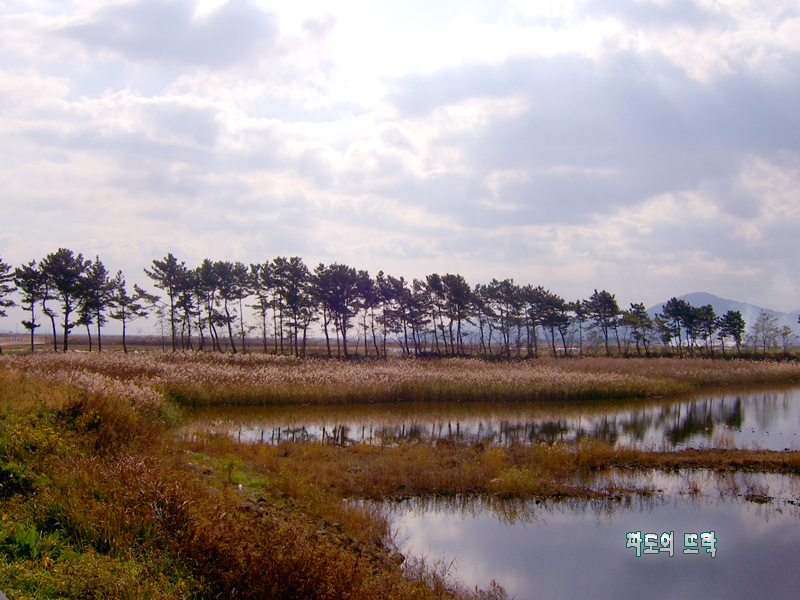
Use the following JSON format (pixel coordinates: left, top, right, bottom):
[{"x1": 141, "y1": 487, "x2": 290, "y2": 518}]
[
  {"x1": 181, "y1": 386, "x2": 800, "y2": 450},
  {"x1": 385, "y1": 473, "x2": 800, "y2": 600}
]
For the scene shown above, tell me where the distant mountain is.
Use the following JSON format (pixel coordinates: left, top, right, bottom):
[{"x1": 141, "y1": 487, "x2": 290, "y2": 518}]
[{"x1": 647, "y1": 292, "x2": 800, "y2": 331}]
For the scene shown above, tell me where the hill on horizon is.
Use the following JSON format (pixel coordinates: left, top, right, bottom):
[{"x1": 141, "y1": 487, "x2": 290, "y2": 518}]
[{"x1": 647, "y1": 292, "x2": 800, "y2": 331}]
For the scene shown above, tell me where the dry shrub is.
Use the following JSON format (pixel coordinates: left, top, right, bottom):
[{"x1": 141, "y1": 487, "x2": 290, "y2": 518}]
[
  {"x1": 219, "y1": 440, "x2": 515, "y2": 500},
  {"x1": 0, "y1": 363, "x2": 467, "y2": 600},
  {"x1": 0, "y1": 551, "x2": 197, "y2": 600},
  {"x1": 199, "y1": 433, "x2": 800, "y2": 507},
  {"x1": 403, "y1": 555, "x2": 509, "y2": 600},
  {"x1": 1, "y1": 356, "x2": 173, "y2": 455},
  {"x1": 488, "y1": 467, "x2": 539, "y2": 497},
  {"x1": 29, "y1": 446, "x2": 441, "y2": 600},
  {"x1": 6, "y1": 353, "x2": 800, "y2": 599},
  {"x1": 58, "y1": 391, "x2": 167, "y2": 455},
  {"x1": 177, "y1": 502, "x2": 367, "y2": 600},
  {"x1": 0, "y1": 366, "x2": 76, "y2": 434}
]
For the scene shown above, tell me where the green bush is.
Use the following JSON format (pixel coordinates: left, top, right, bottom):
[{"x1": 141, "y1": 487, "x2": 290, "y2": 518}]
[
  {"x1": 0, "y1": 520, "x2": 78, "y2": 562},
  {"x1": 0, "y1": 462, "x2": 36, "y2": 498}
]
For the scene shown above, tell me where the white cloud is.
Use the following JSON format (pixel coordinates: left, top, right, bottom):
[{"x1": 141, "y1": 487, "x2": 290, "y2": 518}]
[
  {"x1": 0, "y1": 71, "x2": 70, "y2": 108},
  {"x1": 59, "y1": 0, "x2": 279, "y2": 67},
  {"x1": 1, "y1": 0, "x2": 800, "y2": 325}
]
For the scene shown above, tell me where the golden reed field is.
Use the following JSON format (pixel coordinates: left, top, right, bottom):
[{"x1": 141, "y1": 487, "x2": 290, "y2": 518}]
[{"x1": 7, "y1": 351, "x2": 800, "y2": 407}]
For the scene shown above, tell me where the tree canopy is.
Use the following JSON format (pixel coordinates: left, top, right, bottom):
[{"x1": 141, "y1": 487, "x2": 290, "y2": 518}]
[{"x1": 0, "y1": 248, "x2": 791, "y2": 357}]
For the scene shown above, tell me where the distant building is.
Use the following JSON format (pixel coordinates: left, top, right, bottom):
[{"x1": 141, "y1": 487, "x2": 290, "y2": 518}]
[{"x1": 0, "y1": 334, "x2": 53, "y2": 345}]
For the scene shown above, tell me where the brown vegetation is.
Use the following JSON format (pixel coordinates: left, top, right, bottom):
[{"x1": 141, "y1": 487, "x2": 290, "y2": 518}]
[
  {"x1": 3, "y1": 352, "x2": 800, "y2": 598},
  {"x1": 0, "y1": 362, "x2": 487, "y2": 600},
  {"x1": 183, "y1": 433, "x2": 800, "y2": 502},
  {"x1": 8, "y1": 352, "x2": 800, "y2": 407}
]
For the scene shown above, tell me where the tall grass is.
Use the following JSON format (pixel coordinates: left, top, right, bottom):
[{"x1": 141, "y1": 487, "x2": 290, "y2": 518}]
[
  {"x1": 183, "y1": 432, "x2": 800, "y2": 503},
  {"x1": 3, "y1": 353, "x2": 799, "y2": 598},
  {"x1": 8, "y1": 352, "x2": 800, "y2": 407},
  {"x1": 0, "y1": 363, "x2": 483, "y2": 599},
  {"x1": 4, "y1": 352, "x2": 799, "y2": 598}
]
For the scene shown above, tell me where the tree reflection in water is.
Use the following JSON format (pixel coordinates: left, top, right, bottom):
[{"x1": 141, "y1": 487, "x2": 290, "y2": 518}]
[
  {"x1": 182, "y1": 387, "x2": 800, "y2": 451},
  {"x1": 382, "y1": 473, "x2": 800, "y2": 600}
]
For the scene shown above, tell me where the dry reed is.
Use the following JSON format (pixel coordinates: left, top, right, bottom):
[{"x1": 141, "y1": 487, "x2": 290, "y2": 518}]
[
  {"x1": 3, "y1": 352, "x2": 799, "y2": 598},
  {"x1": 182, "y1": 432, "x2": 800, "y2": 503},
  {"x1": 7, "y1": 352, "x2": 800, "y2": 407},
  {"x1": 0, "y1": 362, "x2": 480, "y2": 599}
]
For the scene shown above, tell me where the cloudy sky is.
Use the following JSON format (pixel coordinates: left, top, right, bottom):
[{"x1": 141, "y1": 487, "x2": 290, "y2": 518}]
[{"x1": 2, "y1": 0, "x2": 800, "y2": 325}]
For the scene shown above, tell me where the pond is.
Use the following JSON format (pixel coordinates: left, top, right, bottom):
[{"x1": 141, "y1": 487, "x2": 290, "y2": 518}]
[
  {"x1": 181, "y1": 385, "x2": 800, "y2": 450},
  {"x1": 385, "y1": 472, "x2": 800, "y2": 600},
  {"x1": 179, "y1": 385, "x2": 800, "y2": 597}
]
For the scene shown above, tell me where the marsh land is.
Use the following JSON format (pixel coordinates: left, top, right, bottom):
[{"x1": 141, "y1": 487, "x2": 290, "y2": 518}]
[{"x1": 1, "y1": 353, "x2": 800, "y2": 599}]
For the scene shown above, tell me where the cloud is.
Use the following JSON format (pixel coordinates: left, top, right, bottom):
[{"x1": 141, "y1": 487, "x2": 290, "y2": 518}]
[
  {"x1": 0, "y1": 71, "x2": 70, "y2": 108},
  {"x1": 59, "y1": 0, "x2": 278, "y2": 67},
  {"x1": 384, "y1": 48, "x2": 800, "y2": 227},
  {"x1": 586, "y1": 0, "x2": 726, "y2": 30},
  {"x1": 142, "y1": 101, "x2": 220, "y2": 146},
  {"x1": 1, "y1": 0, "x2": 800, "y2": 318},
  {"x1": 301, "y1": 13, "x2": 336, "y2": 39}
]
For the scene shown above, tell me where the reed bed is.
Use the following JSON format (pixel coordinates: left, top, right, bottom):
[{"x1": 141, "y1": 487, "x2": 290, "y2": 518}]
[
  {"x1": 7, "y1": 352, "x2": 800, "y2": 407},
  {"x1": 2, "y1": 353, "x2": 799, "y2": 598},
  {"x1": 0, "y1": 364, "x2": 484, "y2": 600},
  {"x1": 184, "y1": 433, "x2": 800, "y2": 503}
]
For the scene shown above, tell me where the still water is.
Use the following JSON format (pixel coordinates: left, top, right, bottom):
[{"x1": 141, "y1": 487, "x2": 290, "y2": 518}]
[
  {"x1": 386, "y1": 472, "x2": 800, "y2": 600},
  {"x1": 182, "y1": 385, "x2": 800, "y2": 450},
  {"x1": 181, "y1": 387, "x2": 800, "y2": 598}
]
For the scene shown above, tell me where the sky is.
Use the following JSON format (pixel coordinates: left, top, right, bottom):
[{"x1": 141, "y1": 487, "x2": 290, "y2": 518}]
[{"x1": 2, "y1": 0, "x2": 800, "y2": 331}]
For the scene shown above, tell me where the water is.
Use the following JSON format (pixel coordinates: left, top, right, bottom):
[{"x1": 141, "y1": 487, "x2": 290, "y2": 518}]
[
  {"x1": 387, "y1": 473, "x2": 800, "y2": 600},
  {"x1": 181, "y1": 385, "x2": 800, "y2": 450},
  {"x1": 179, "y1": 386, "x2": 800, "y2": 598}
]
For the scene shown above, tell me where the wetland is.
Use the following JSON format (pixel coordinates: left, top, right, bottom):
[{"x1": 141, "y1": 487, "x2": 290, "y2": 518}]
[
  {"x1": 179, "y1": 383, "x2": 800, "y2": 598},
  {"x1": 2, "y1": 352, "x2": 800, "y2": 599},
  {"x1": 181, "y1": 386, "x2": 800, "y2": 450}
]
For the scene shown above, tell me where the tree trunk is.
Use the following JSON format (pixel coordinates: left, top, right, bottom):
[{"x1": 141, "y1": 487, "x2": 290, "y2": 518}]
[
  {"x1": 29, "y1": 318, "x2": 35, "y2": 353},
  {"x1": 96, "y1": 310, "x2": 103, "y2": 352},
  {"x1": 272, "y1": 299, "x2": 279, "y2": 354},
  {"x1": 432, "y1": 308, "x2": 441, "y2": 354},
  {"x1": 261, "y1": 306, "x2": 268, "y2": 353},
  {"x1": 186, "y1": 310, "x2": 194, "y2": 351},
  {"x1": 340, "y1": 317, "x2": 349, "y2": 357},
  {"x1": 224, "y1": 300, "x2": 237, "y2": 354},
  {"x1": 239, "y1": 297, "x2": 247, "y2": 354},
  {"x1": 63, "y1": 308, "x2": 72, "y2": 352},
  {"x1": 371, "y1": 307, "x2": 380, "y2": 357},
  {"x1": 169, "y1": 294, "x2": 176, "y2": 352},
  {"x1": 198, "y1": 318, "x2": 206, "y2": 352},
  {"x1": 323, "y1": 308, "x2": 332, "y2": 358}
]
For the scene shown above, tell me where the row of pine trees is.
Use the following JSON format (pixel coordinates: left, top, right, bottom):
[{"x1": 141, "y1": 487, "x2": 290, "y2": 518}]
[{"x1": 0, "y1": 249, "x2": 772, "y2": 357}]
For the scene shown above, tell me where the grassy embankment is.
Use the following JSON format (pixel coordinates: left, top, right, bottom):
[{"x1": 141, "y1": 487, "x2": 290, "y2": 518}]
[
  {"x1": 3, "y1": 352, "x2": 800, "y2": 598},
  {"x1": 0, "y1": 358, "x2": 503, "y2": 600}
]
